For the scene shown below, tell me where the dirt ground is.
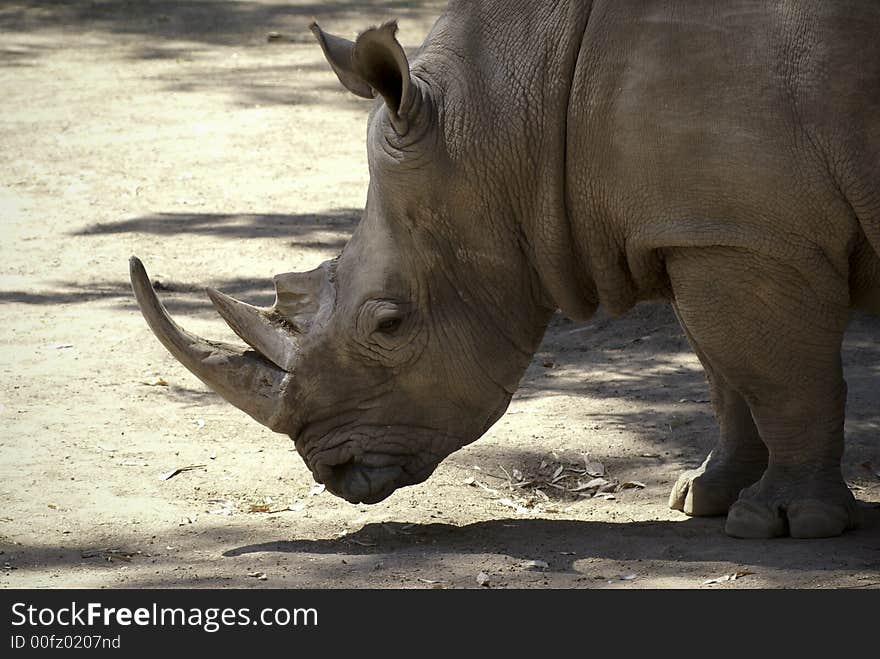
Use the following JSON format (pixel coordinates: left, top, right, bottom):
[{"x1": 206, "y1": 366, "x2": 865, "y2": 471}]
[{"x1": 1, "y1": 0, "x2": 878, "y2": 590}]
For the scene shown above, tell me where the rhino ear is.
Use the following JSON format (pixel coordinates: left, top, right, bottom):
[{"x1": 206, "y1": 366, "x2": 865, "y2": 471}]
[{"x1": 310, "y1": 20, "x2": 413, "y2": 133}]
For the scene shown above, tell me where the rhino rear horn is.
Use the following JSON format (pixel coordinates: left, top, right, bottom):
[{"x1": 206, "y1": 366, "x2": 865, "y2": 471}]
[
  {"x1": 272, "y1": 261, "x2": 336, "y2": 332},
  {"x1": 206, "y1": 289, "x2": 300, "y2": 372},
  {"x1": 311, "y1": 20, "x2": 413, "y2": 133}
]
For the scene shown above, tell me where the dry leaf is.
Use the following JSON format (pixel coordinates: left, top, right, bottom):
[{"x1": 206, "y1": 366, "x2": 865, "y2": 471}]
[
  {"x1": 472, "y1": 480, "x2": 500, "y2": 496},
  {"x1": 248, "y1": 504, "x2": 271, "y2": 513},
  {"x1": 208, "y1": 499, "x2": 234, "y2": 516},
  {"x1": 619, "y1": 573, "x2": 637, "y2": 581},
  {"x1": 570, "y1": 477, "x2": 610, "y2": 492},
  {"x1": 141, "y1": 378, "x2": 168, "y2": 387},
  {"x1": 96, "y1": 445, "x2": 116, "y2": 452},
  {"x1": 269, "y1": 502, "x2": 305, "y2": 514},
  {"x1": 731, "y1": 570, "x2": 754, "y2": 580},
  {"x1": 159, "y1": 464, "x2": 206, "y2": 481},
  {"x1": 704, "y1": 570, "x2": 755, "y2": 585},
  {"x1": 584, "y1": 460, "x2": 605, "y2": 477},
  {"x1": 499, "y1": 498, "x2": 530, "y2": 514},
  {"x1": 81, "y1": 548, "x2": 133, "y2": 562},
  {"x1": 519, "y1": 560, "x2": 549, "y2": 570},
  {"x1": 121, "y1": 460, "x2": 148, "y2": 467},
  {"x1": 476, "y1": 571, "x2": 490, "y2": 587},
  {"x1": 248, "y1": 572, "x2": 268, "y2": 581},
  {"x1": 308, "y1": 484, "x2": 326, "y2": 496},
  {"x1": 618, "y1": 481, "x2": 647, "y2": 490}
]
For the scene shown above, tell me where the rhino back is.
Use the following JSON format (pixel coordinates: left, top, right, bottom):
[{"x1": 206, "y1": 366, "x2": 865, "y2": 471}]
[{"x1": 565, "y1": 0, "x2": 880, "y2": 314}]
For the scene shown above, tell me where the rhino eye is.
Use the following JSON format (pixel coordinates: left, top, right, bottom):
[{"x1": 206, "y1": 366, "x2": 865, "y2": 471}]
[{"x1": 375, "y1": 316, "x2": 403, "y2": 334}]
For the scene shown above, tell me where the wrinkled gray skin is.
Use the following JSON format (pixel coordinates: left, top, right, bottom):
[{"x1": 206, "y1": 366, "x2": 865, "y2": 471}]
[{"x1": 130, "y1": 0, "x2": 880, "y2": 538}]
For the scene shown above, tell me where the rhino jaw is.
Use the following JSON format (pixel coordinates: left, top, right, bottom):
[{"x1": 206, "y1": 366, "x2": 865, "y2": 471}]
[{"x1": 129, "y1": 256, "x2": 294, "y2": 433}]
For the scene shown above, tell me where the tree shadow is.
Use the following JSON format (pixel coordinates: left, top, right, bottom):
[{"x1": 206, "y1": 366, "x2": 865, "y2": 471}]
[
  {"x1": 3, "y1": 209, "x2": 357, "y2": 311},
  {"x1": 493, "y1": 304, "x2": 880, "y2": 477},
  {"x1": 1, "y1": 0, "x2": 446, "y2": 50},
  {"x1": 155, "y1": 62, "x2": 369, "y2": 108},
  {"x1": 0, "y1": 43, "x2": 44, "y2": 67},
  {"x1": 73, "y1": 209, "x2": 359, "y2": 240},
  {"x1": 0, "y1": 276, "x2": 281, "y2": 312}
]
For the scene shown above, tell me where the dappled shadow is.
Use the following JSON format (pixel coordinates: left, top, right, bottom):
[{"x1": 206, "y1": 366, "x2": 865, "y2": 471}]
[
  {"x1": 0, "y1": 277, "x2": 276, "y2": 311},
  {"x1": 156, "y1": 62, "x2": 368, "y2": 107},
  {"x1": 2, "y1": 1, "x2": 445, "y2": 108},
  {"x1": 518, "y1": 304, "x2": 698, "y2": 402},
  {"x1": 6, "y1": 209, "x2": 358, "y2": 309},
  {"x1": 0, "y1": 0, "x2": 446, "y2": 49},
  {"x1": 73, "y1": 209, "x2": 359, "y2": 241},
  {"x1": 505, "y1": 304, "x2": 880, "y2": 463},
  {"x1": 0, "y1": 43, "x2": 44, "y2": 67},
  {"x1": 126, "y1": 44, "x2": 206, "y2": 61}
]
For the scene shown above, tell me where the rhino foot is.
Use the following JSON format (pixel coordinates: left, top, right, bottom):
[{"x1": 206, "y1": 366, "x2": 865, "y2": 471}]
[
  {"x1": 669, "y1": 454, "x2": 764, "y2": 517},
  {"x1": 724, "y1": 476, "x2": 861, "y2": 539}
]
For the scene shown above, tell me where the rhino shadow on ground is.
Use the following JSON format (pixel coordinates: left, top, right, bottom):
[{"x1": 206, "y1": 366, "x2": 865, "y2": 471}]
[
  {"x1": 222, "y1": 512, "x2": 880, "y2": 573},
  {"x1": 5, "y1": 504, "x2": 877, "y2": 588}
]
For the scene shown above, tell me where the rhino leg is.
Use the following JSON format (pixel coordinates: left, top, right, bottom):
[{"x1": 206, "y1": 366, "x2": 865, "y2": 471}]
[
  {"x1": 669, "y1": 328, "x2": 767, "y2": 516},
  {"x1": 667, "y1": 248, "x2": 861, "y2": 538}
]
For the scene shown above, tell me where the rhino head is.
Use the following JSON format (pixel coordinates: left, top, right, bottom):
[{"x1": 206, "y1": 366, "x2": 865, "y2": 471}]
[{"x1": 129, "y1": 21, "x2": 564, "y2": 504}]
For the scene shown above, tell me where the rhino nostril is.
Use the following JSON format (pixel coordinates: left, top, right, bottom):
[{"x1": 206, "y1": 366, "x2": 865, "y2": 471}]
[{"x1": 323, "y1": 460, "x2": 368, "y2": 500}]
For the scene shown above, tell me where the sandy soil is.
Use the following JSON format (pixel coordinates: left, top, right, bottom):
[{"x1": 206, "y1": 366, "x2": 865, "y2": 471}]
[{"x1": 1, "y1": 0, "x2": 878, "y2": 589}]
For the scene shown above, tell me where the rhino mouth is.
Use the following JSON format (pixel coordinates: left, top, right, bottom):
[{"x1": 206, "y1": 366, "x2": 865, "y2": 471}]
[
  {"x1": 301, "y1": 426, "x2": 447, "y2": 504},
  {"x1": 312, "y1": 450, "x2": 439, "y2": 504},
  {"x1": 316, "y1": 459, "x2": 401, "y2": 504}
]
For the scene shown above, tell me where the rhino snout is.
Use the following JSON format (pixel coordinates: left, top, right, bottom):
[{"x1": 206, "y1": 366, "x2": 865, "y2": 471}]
[{"x1": 316, "y1": 458, "x2": 405, "y2": 504}]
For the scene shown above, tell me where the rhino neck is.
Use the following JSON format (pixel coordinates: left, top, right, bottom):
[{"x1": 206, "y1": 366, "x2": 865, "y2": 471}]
[{"x1": 423, "y1": 0, "x2": 600, "y2": 322}]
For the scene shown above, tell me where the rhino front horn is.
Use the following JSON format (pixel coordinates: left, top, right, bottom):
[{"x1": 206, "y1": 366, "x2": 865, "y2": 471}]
[{"x1": 128, "y1": 256, "x2": 293, "y2": 433}]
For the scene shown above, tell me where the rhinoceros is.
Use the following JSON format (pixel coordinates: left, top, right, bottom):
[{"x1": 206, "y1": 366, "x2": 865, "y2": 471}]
[{"x1": 129, "y1": 0, "x2": 880, "y2": 539}]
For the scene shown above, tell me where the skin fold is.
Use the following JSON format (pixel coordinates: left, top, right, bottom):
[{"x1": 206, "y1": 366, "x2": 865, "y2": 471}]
[{"x1": 131, "y1": 0, "x2": 880, "y2": 538}]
